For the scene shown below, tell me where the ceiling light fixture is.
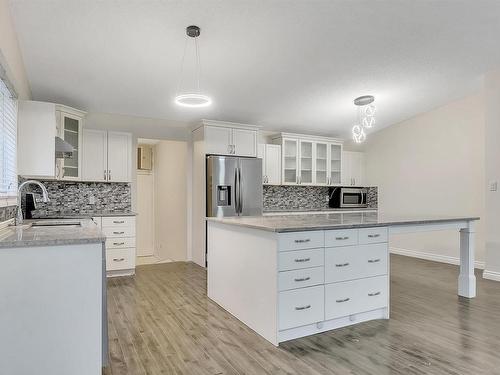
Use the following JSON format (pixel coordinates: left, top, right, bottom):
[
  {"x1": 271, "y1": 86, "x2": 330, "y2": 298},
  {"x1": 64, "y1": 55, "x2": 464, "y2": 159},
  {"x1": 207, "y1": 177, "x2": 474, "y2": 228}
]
[
  {"x1": 352, "y1": 95, "x2": 376, "y2": 143},
  {"x1": 174, "y1": 25, "x2": 212, "y2": 108}
]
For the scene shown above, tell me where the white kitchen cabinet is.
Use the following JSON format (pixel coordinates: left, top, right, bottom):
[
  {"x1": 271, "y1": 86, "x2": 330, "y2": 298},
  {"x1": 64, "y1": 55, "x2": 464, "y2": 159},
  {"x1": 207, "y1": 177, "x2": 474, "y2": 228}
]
[
  {"x1": 342, "y1": 151, "x2": 365, "y2": 186},
  {"x1": 258, "y1": 144, "x2": 281, "y2": 185},
  {"x1": 18, "y1": 101, "x2": 85, "y2": 179},
  {"x1": 203, "y1": 123, "x2": 257, "y2": 157},
  {"x1": 273, "y1": 133, "x2": 343, "y2": 186},
  {"x1": 82, "y1": 129, "x2": 132, "y2": 183},
  {"x1": 56, "y1": 110, "x2": 84, "y2": 180}
]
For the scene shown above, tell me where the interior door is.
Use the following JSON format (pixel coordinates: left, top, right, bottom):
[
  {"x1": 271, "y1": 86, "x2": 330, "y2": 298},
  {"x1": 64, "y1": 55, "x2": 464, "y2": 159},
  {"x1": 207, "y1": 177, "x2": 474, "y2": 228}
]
[
  {"x1": 136, "y1": 171, "x2": 155, "y2": 257},
  {"x1": 206, "y1": 155, "x2": 237, "y2": 217},
  {"x1": 238, "y1": 157, "x2": 263, "y2": 216},
  {"x1": 232, "y1": 129, "x2": 257, "y2": 157},
  {"x1": 107, "y1": 131, "x2": 131, "y2": 182},
  {"x1": 82, "y1": 129, "x2": 107, "y2": 182}
]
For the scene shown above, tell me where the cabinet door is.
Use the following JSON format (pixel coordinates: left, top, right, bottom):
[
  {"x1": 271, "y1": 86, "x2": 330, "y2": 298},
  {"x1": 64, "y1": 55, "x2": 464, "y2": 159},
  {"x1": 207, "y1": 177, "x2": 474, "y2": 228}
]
[
  {"x1": 315, "y1": 142, "x2": 328, "y2": 185},
  {"x1": 204, "y1": 125, "x2": 232, "y2": 155},
  {"x1": 107, "y1": 131, "x2": 132, "y2": 182},
  {"x1": 82, "y1": 129, "x2": 108, "y2": 182},
  {"x1": 232, "y1": 128, "x2": 257, "y2": 157},
  {"x1": 341, "y1": 151, "x2": 352, "y2": 185},
  {"x1": 352, "y1": 152, "x2": 365, "y2": 186},
  {"x1": 59, "y1": 111, "x2": 83, "y2": 180},
  {"x1": 328, "y1": 143, "x2": 342, "y2": 185},
  {"x1": 298, "y1": 140, "x2": 313, "y2": 185},
  {"x1": 265, "y1": 144, "x2": 281, "y2": 185},
  {"x1": 282, "y1": 138, "x2": 298, "y2": 185}
]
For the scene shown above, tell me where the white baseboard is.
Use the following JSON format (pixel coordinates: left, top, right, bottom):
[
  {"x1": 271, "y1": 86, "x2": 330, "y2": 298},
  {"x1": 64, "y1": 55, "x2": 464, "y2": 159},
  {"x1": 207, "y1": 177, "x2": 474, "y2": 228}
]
[
  {"x1": 390, "y1": 247, "x2": 485, "y2": 270},
  {"x1": 483, "y1": 270, "x2": 500, "y2": 282}
]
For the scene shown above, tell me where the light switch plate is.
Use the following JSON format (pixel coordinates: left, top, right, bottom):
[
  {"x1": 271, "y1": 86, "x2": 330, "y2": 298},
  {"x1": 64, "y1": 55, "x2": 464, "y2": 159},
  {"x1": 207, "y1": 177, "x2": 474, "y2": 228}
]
[{"x1": 490, "y1": 181, "x2": 498, "y2": 192}]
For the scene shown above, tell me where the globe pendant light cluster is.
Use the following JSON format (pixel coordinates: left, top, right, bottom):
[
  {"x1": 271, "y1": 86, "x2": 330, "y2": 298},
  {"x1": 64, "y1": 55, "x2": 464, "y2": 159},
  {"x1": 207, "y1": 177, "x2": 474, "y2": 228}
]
[
  {"x1": 174, "y1": 25, "x2": 212, "y2": 108},
  {"x1": 352, "y1": 95, "x2": 376, "y2": 143}
]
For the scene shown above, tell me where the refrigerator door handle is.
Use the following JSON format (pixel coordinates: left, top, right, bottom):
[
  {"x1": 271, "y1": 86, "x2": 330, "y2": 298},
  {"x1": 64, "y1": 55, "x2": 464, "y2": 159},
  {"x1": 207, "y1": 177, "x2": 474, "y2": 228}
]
[
  {"x1": 238, "y1": 167, "x2": 242, "y2": 214},
  {"x1": 234, "y1": 167, "x2": 240, "y2": 214}
]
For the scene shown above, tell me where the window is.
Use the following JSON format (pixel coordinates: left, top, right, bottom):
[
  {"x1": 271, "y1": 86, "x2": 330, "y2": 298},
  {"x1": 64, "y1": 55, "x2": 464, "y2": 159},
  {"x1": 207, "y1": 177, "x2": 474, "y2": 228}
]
[{"x1": 0, "y1": 75, "x2": 17, "y2": 203}]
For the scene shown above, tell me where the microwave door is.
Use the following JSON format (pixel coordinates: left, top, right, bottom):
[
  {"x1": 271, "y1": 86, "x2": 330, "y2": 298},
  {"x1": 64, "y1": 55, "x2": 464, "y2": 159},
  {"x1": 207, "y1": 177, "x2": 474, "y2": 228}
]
[{"x1": 206, "y1": 155, "x2": 238, "y2": 217}]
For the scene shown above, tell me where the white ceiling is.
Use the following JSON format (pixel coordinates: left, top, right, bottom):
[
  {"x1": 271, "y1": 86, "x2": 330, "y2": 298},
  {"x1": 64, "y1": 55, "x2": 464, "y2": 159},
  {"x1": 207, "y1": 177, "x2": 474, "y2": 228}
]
[{"x1": 9, "y1": 0, "x2": 500, "y2": 138}]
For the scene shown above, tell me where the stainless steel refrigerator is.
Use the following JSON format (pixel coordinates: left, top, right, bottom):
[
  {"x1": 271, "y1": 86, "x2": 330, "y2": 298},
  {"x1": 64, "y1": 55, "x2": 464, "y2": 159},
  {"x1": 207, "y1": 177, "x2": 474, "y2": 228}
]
[{"x1": 206, "y1": 155, "x2": 263, "y2": 218}]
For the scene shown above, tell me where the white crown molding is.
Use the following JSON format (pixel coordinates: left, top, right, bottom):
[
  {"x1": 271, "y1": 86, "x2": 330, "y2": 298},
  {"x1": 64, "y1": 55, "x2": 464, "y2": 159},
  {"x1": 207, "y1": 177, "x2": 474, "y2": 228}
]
[
  {"x1": 390, "y1": 246, "x2": 485, "y2": 270},
  {"x1": 271, "y1": 132, "x2": 344, "y2": 144}
]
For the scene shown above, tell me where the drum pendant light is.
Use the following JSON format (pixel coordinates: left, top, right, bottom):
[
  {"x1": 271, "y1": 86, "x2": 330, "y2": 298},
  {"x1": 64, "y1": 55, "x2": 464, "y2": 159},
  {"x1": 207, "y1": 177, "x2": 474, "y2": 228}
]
[{"x1": 174, "y1": 25, "x2": 212, "y2": 108}]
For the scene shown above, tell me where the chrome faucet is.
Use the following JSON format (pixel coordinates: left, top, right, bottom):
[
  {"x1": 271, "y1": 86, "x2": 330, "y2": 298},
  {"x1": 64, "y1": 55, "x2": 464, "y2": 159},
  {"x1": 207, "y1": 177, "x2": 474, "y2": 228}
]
[{"x1": 16, "y1": 180, "x2": 50, "y2": 225}]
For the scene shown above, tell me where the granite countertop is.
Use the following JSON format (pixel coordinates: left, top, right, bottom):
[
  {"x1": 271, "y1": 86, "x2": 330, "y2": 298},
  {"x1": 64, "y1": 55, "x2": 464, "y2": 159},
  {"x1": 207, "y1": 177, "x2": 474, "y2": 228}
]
[
  {"x1": 31, "y1": 211, "x2": 137, "y2": 219},
  {"x1": 0, "y1": 219, "x2": 106, "y2": 248},
  {"x1": 207, "y1": 212, "x2": 480, "y2": 233},
  {"x1": 263, "y1": 207, "x2": 377, "y2": 214}
]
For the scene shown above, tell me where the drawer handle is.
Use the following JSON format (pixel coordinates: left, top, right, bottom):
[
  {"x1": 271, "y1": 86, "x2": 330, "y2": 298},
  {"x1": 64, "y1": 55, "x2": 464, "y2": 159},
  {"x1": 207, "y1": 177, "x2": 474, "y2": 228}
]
[
  {"x1": 294, "y1": 239, "x2": 311, "y2": 243},
  {"x1": 335, "y1": 262, "x2": 350, "y2": 267},
  {"x1": 113, "y1": 231, "x2": 125, "y2": 235},
  {"x1": 335, "y1": 236, "x2": 349, "y2": 240},
  {"x1": 368, "y1": 258, "x2": 381, "y2": 263},
  {"x1": 294, "y1": 258, "x2": 311, "y2": 263},
  {"x1": 368, "y1": 291, "x2": 381, "y2": 297},
  {"x1": 113, "y1": 242, "x2": 125, "y2": 246},
  {"x1": 295, "y1": 304, "x2": 311, "y2": 311},
  {"x1": 336, "y1": 298, "x2": 350, "y2": 303},
  {"x1": 113, "y1": 220, "x2": 125, "y2": 224},
  {"x1": 113, "y1": 258, "x2": 125, "y2": 262},
  {"x1": 294, "y1": 277, "x2": 311, "y2": 282},
  {"x1": 368, "y1": 234, "x2": 381, "y2": 238}
]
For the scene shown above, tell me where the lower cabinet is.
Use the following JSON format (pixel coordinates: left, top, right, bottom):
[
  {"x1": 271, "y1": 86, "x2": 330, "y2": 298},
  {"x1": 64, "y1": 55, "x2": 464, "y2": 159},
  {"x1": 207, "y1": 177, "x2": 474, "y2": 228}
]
[
  {"x1": 277, "y1": 227, "x2": 389, "y2": 341},
  {"x1": 93, "y1": 215, "x2": 136, "y2": 277}
]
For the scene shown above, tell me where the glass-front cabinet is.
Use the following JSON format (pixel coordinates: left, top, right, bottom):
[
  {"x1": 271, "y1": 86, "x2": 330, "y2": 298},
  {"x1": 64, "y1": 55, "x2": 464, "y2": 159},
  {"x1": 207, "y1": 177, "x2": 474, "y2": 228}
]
[
  {"x1": 275, "y1": 133, "x2": 343, "y2": 186},
  {"x1": 282, "y1": 138, "x2": 298, "y2": 184},
  {"x1": 56, "y1": 107, "x2": 85, "y2": 180}
]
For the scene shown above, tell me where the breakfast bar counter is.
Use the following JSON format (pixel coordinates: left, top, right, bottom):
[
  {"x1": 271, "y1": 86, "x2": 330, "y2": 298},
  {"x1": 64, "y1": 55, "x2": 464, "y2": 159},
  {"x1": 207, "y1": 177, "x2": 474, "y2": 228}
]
[{"x1": 206, "y1": 212, "x2": 479, "y2": 345}]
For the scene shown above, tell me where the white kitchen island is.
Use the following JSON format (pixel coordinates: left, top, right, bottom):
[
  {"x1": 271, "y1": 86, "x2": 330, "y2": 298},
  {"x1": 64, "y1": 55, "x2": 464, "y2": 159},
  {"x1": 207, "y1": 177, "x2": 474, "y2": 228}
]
[{"x1": 207, "y1": 212, "x2": 479, "y2": 346}]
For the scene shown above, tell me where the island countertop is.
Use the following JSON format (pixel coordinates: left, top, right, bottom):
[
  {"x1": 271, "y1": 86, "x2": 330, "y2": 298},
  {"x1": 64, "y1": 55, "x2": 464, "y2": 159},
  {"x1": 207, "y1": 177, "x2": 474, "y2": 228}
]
[
  {"x1": 207, "y1": 212, "x2": 480, "y2": 233},
  {"x1": 0, "y1": 219, "x2": 106, "y2": 248}
]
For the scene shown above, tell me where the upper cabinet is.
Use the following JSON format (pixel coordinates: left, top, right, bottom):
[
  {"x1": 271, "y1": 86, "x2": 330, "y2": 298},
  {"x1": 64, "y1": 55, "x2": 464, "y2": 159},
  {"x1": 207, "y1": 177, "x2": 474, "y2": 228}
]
[
  {"x1": 196, "y1": 120, "x2": 259, "y2": 157},
  {"x1": 258, "y1": 144, "x2": 281, "y2": 185},
  {"x1": 18, "y1": 101, "x2": 85, "y2": 180},
  {"x1": 82, "y1": 130, "x2": 132, "y2": 183},
  {"x1": 272, "y1": 133, "x2": 344, "y2": 186},
  {"x1": 342, "y1": 151, "x2": 365, "y2": 186}
]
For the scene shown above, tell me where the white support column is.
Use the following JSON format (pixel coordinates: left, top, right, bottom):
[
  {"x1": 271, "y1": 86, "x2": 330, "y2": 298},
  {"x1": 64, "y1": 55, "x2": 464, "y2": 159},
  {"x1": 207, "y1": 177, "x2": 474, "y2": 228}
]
[{"x1": 458, "y1": 221, "x2": 476, "y2": 298}]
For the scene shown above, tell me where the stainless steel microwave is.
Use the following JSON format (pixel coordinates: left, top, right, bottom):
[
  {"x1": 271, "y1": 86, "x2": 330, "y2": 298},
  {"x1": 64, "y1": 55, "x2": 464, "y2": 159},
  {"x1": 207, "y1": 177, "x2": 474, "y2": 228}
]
[{"x1": 328, "y1": 187, "x2": 368, "y2": 208}]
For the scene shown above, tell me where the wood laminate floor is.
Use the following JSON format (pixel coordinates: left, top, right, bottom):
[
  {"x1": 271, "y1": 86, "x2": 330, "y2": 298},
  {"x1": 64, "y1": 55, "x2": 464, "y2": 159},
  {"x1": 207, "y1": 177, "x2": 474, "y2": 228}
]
[{"x1": 103, "y1": 255, "x2": 500, "y2": 375}]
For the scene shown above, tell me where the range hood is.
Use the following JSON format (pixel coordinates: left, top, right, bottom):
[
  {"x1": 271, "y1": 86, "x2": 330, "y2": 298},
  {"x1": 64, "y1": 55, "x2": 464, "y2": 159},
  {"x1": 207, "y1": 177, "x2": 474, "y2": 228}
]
[{"x1": 55, "y1": 136, "x2": 74, "y2": 159}]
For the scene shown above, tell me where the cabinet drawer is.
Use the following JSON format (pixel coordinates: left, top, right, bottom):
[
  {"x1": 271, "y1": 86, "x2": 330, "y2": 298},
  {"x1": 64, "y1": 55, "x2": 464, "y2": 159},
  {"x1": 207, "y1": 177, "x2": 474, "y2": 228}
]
[
  {"x1": 279, "y1": 248, "x2": 324, "y2": 271},
  {"x1": 325, "y1": 229, "x2": 358, "y2": 247},
  {"x1": 102, "y1": 226, "x2": 135, "y2": 238},
  {"x1": 106, "y1": 237, "x2": 136, "y2": 249},
  {"x1": 325, "y1": 276, "x2": 388, "y2": 320},
  {"x1": 278, "y1": 231, "x2": 324, "y2": 251},
  {"x1": 325, "y1": 243, "x2": 388, "y2": 283},
  {"x1": 279, "y1": 266, "x2": 324, "y2": 291},
  {"x1": 359, "y1": 227, "x2": 388, "y2": 244},
  {"x1": 102, "y1": 216, "x2": 135, "y2": 228},
  {"x1": 279, "y1": 285, "x2": 324, "y2": 330},
  {"x1": 106, "y1": 248, "x2": 136, "y2": 271}
]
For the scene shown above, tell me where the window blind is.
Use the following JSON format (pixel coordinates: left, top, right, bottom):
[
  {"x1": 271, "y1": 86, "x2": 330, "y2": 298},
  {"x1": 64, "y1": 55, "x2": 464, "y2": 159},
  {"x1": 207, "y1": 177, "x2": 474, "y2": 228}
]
[{"x1": 0, "y1": 78, "x2": 17, "y2": 196}]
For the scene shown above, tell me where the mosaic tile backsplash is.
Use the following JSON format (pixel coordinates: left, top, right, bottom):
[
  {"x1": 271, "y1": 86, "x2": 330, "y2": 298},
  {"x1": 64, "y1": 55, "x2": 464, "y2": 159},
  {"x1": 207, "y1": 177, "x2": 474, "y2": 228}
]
[
  {"x1": 0, "y1": 205, "x2": 17, "y2": 222},
  {"x1": 20, "y1": 179, "x2": 132, "y2": 217},
  {"x1": 263, "y1": 185, "x2": 377, "y2": 211}
]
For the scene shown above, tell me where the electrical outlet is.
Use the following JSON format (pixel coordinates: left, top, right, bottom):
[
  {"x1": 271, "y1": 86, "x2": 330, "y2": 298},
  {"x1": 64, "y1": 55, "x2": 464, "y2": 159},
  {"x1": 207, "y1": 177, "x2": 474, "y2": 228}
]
[
  {"x1": 490, "y1": 181, "x2": 498, "y2": 192},
  {"x1": 89, "y1": 195, "x2": 95, "y2": 204}
]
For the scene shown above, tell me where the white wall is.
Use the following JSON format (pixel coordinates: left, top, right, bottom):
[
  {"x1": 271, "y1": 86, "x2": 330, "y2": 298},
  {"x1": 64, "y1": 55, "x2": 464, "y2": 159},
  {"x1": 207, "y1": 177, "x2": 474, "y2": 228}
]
[
  {"x1": 154, "y1": 140, "x2": 188, "y2": 261},
  {"x1": 484, "y1": 70, "x2": 500, "y2": 279},
  {"x1": 362, "y1": 93, "x2": 486, "y2": 264},
  {"x1": 0, "y1": 0, "x2": 31, "y2": 99}
]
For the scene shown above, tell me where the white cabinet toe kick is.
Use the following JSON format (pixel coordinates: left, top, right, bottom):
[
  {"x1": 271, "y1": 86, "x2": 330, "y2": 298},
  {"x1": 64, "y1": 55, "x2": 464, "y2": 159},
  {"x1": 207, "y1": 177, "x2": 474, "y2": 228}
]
[{"x1": 207, "y1": 223, "x2": 390, "y2": 346}]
